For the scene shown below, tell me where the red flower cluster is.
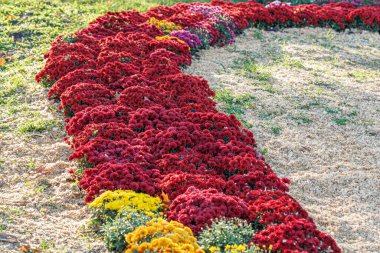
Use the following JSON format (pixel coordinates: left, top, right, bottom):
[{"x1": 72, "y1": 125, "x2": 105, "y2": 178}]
[
  {"x1": 167, "y1": 187, "x2": 248, "y2": 235},
  {"x1": 246, "y1": 190, "x2": 310, "y2": 228},
  {"x1": 79, "y1": 162, "x2": 162, "y2": 203},
  {"x1": 59, "y1": 83, "x2": 115, "y2": 116},
  {"x1": 35, "y1": 0, "x2": 379, "y2": 251},
  {"x1": 253, "y1": 216, "x2": 341, "y2": 253}
]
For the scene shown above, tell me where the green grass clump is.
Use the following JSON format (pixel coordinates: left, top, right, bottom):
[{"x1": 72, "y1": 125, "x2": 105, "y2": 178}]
[
  {"x1": 215, "y1": 89, "x2": 255, "y2": 118},
  {"x1": 242, "y1": 62, "x2": 272, "y2": 82},
  {"x1": 18, "y1": 118, "x2": 59, "y2": 133}
]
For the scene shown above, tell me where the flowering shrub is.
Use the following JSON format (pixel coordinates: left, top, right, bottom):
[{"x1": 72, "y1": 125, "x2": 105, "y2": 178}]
[
  {"x1": 167, "y1": 187, "x2": 248, "y2": 235},
  {"x1": 32, "y1": 0, "x2": 379, "y2": 251},
  {"x1": 68, "y1": 122, "x2": 136, "y2": 148},
  {"x1": 169, "y1": 30, "x2": 203, "y2": 51},
  {"x1": 161, "y1": 172, "x2": 226, "y2": 200},
  {"x1": 198, "y1": 218, "x2": 255, "y2": 253},
  {"x1": 246, "y1": 190, "x2": 311, "y2": 229},
  {"x1": 147, "y1": 17, "x2": 182, "y2": 33},
  {"x1": 89, "y1": 190, "x2": 162, "y2": 223},
  {"x1": 79, "y1": 162, "x2": 162, "y2": 203},
  {"x1": 65, "y1": 105, "x2": 131, "y2": 136},
  {"x1": 252, "y1": 217, "x2": 341, "y2": 253},
  {"x1": 101, "y1": 210, "x2": 157, "y2": 253},
  {"x1": 69, "y1": 138, "x2": 154, "y2": 168},
  {"x1": 59, "y1": 83, "x2": 115, "y2": 116},
  {"x1": 125, "y1": 219, "x2": 204, "y2": 253},
  {"x1": 47, "y1": 69, "x2": 101, "y2": 100}
]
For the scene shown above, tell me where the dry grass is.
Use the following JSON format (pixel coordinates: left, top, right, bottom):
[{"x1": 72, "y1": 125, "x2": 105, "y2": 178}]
[
  {"x1": 0, "y1": 88, "x2": 107, "y2": 252},
  {"x1": 186, "y1": 27, "x2": 380, "y2": 253}
]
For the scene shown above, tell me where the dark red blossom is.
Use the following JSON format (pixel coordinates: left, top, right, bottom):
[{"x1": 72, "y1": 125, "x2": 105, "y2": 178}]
[
  {"x1": 69, "y1": 138, "x2": 154, "y2": 168},
  {"x1": 65, "y1": 105, "x2": 131, "y2": 136},
  {"x1": 59, "y1": 83, "x2": 115, "y2": 116},
  {"x1": 69, "y1": 122, "x2": 137, "y2": 149},
  {"x1": 79, "y1": 162, "x2": 162, "y2": 203},
  {"x1": 253, "y1": 216, "x2": 341, "y2": 253},
  {"x1": 167, "y1": 187, "x2": 248, "y2": 234}
]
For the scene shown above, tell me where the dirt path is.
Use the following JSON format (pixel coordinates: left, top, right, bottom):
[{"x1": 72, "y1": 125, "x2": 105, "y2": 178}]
[{"x1": 186, "y1": 27, "x2": 380, "y2": 253}]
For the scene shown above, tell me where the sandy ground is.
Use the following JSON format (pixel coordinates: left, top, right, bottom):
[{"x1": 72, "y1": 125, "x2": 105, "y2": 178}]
[
  {"x1": 0, "y1": 27, "x2": 379, "y2": 253},
  {"x1": 185, "y1": 27, "x2": 380, "y2": 253},
  {"x1": 0, "y1": 90, "x2": 108, "y2": 252}
]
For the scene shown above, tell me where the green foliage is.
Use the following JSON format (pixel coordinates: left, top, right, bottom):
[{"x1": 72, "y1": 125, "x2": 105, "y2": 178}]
[
  {"x1": 215, "y1": 89, "x2": 256, "y2": 116},
  {"x1": 333, "y1": 117, "x2": 349, "y2": 126},
  {"x1": 40, "y1": 239, "x2": 55, "y2": 250},
  {"x1": 242, "y1": 62, "x2": 272, "y2": 82},
  {"x1": 18, "y1": 117, "x2": 59, "y2": 133},
  {"x1": 198, "y1": 218, "x2": 255, "y2": 253},
  {"x1": 101, "y1": 210, "x2": 155, "y2": 253},
  {"x1": 291, "y1": 113, "x2": 312, "y2": 125}
]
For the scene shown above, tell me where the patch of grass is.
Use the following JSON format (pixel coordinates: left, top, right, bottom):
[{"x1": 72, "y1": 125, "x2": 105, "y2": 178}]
[
  {"x1": 214, "y1": 89, "x2": 256, "y2": 117},
  {"x1": 291, "y1": 113, "x2": 312, "y2": 125},
  {"x1": 242, "y1": 62, "x2": 272, "y2": 81},
  {"x1": 240, "y1": 120, "x2": 254, "y2": 129},
  {"x1": 234, "y1": 58, "x2": 276, "y2": 93},
  {"x1": 296, "y1": 99, "x2": 321, "y2": 110},
  {"x1": 257, "y1": 110, "x2": 283, "y2": 120},
  {"x1": 40, "y1": 239, "x2": 55, "y2": 251},
  {"x1": 260, "y1": 147, "x2": 268, "y2": 156},
  {"x1": 347, "y1": 69, "x2": 378, "y2": 81},
  {"x1": 214, "y1": 89, "x2": 256, "y2": 127},
  {"x1": 0, "y1": 77, "x2": 26, "y2": 105},
  {"x1": 0, "y1": 211, "x2": 10, "y2": 232},
  {"x1": 253, "y1": 29, "x2": 264, "y2": 40},
  {"x1": 318, "y1": 29, "x2": 338, "y2": 50},
  {"x1": 324, "y1": 106, "x2": 341, "y2": 114},
  {"x1": 348, "y1": 110, "x2": 358, "y2": 117},
  {"x1": 333, "y1": 117, "x2": 349, "y2": 126},
  {"x1": 18, "y1": 118, "x2": 59, "y2": 133},
  {"x1": 265, "y1": 123, "x2": 282, "y2": 136},
  {"x1": 312, "y1": 80, "x2": 336, "y2": 90},
  {"x1": 279, "y1": 54, "x2": 305, "y2": 69}
]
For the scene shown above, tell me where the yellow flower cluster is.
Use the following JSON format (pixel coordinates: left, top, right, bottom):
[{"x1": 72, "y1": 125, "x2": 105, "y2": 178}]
[
  {"x1": 226, "y1": 244, "x2": 248, "y2": 252},
  {"x1": 125, "y1": 218, "x2": 205, "y2": 253},
  {"x1": 209, "y1": 244, "x2": 247, "y2": 253},
  {"x1": 155, "y1": 35, "x2": 186, "y2": 45},
  {"x1": 147, "y1": 17, "x2": 182, "y2": 34},
  {"x1": 89, "y1": 190, "x2": 162, "y2": 215}
]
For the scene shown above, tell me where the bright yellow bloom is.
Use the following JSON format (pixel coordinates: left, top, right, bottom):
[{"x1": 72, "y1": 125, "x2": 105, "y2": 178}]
[
  {"x1": 125, "y1": 219, "x2": 204, "y2": 253},
  {"x1": 209, "y1": 246, "x2": 221, "y2": 253},
  {"x1": 89, "y1": 190, "x2": 162, "y2": 214},
  {"x1": 225, "y1": 244, "x2": 247, "y2": 253},
  {"x1": 0, "y1": 58, "x2": 5, "y2": 67},
  {"x1": 147, "y1": 17, "x2": 182, "y2": 34},
  {"x1": 155, "y1": 35, "x2": 186, "y2": 44}
]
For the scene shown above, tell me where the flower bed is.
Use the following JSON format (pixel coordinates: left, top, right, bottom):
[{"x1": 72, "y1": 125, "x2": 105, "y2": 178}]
[{"x1": 36, "y1": 0, "x2": 380, "y2": 252}]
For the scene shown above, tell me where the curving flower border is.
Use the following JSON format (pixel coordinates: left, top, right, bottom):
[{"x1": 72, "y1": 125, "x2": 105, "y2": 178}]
[{"x1": 36, "y1": 1, "x2": 380, "y2": 252}]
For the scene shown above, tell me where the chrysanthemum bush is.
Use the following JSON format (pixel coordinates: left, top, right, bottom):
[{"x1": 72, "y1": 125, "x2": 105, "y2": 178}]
[
  {"x1": 197, "y1": 218, "x2": 255, "y2": 253},
  {"x1": 88, "y1": 189, "x2": 163, "y2": 224},
  {"x1": 35, "y1": 0, "x2": 380, "y2": 252}
]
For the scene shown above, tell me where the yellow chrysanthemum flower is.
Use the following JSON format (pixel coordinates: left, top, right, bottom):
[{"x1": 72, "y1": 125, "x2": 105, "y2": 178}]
[
  {"x1": 125, "y1": 219, "x2": 204, "y2": 253},
  {"x1": 89, "y1": 190, "x2": 162, "y2": 214},
  {"x1": 147, "y1": 17, "x2": 182, "y2": 34},
  {"x1": 155, "y1": 35, "x2": 186, "y2": 44}
]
